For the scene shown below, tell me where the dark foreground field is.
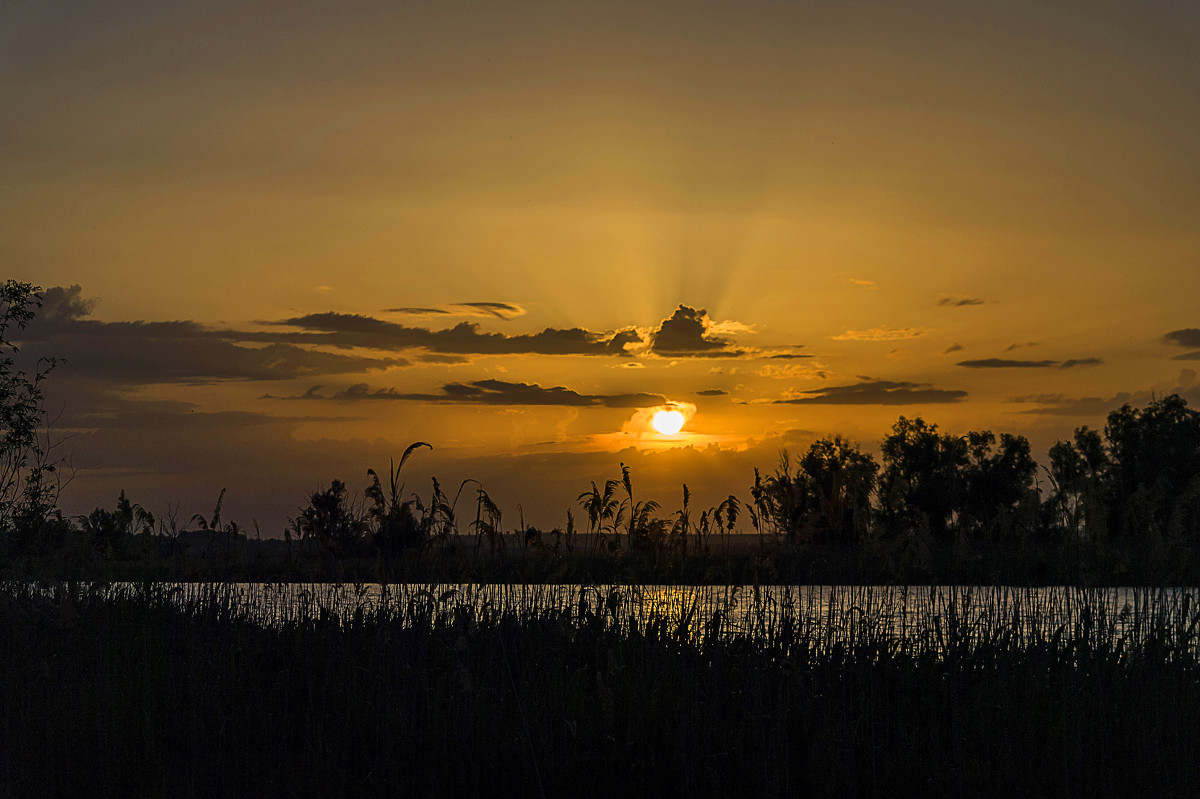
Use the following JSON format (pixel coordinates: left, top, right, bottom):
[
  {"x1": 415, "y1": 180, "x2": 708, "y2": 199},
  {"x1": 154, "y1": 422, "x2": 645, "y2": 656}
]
[{"x1": 4, "y1": 582, "x2": 1200, "y2": 798}]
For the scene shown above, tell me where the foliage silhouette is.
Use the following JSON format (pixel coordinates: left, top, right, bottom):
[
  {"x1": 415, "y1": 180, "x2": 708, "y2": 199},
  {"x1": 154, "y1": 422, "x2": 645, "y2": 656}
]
[
  {"x1": 879, "y1": 416, "x2": 969, "y2": 542},
  {"x1": 0, "y1": 281, "x2": 65, "y2": 549},
  {"x1": 365, "y1": 441, "x2": 432, "y2": 554}
]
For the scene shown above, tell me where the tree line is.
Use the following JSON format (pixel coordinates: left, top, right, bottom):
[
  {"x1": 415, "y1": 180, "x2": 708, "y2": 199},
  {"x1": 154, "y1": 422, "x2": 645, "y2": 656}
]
[{"x1": 750, "y1": 395, "x2": 1200, "y2": 549}]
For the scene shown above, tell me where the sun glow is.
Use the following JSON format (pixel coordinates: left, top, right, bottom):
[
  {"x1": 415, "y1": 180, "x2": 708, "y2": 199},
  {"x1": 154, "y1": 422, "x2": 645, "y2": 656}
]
[{"x1": 651, "y1": 408, "x2": 686, "y2": 436}]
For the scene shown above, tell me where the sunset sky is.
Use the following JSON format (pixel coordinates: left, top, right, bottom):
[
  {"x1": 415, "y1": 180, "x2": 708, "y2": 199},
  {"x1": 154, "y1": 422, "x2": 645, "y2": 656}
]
[{"x1": 5, "y1": 0, "x2": 1200, "y2": 533}]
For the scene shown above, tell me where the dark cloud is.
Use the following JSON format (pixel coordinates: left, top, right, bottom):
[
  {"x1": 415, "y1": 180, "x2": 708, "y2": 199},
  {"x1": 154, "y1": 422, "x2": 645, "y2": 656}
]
[
  {"x1": 767, "y1": 353, "x2": 813, "y2": 360},
  {"x1": 958, "y1": 357, "x2": 1103, "y2": 369},
  {"x1": 53, "y1": 382, "x2": 358, "y2": 434},
  {"x1": 278, "y1": 380, "x2": 667, "y2": 408},
  {"x1": 453, "y1": 302, "x2": 525, "y2": 319},
  {"x1": 605, "y1": 329, "x2": 644, "y2": 356},
  {"x1": 1009, "y1": 371, "x2": 1200, "y2": 416},
  {"x1": 261, "y1": 385, "x2": 327, "y2": 401},
  {"x1": 415, "y1": 354, "x2": 470, "y2": 364},
  {"x1": 382, "y1": 302, "x2": 525, "y2": 320},
  {"x1": 81, "y1": 407, "x2": 349, "y2": 430},
  {"x1": 39, "y1": 284, "x2": 96, "y2": 321},
  {"x1": 650, "y1": 306, "x2": 742, "y2": 357},
  {"x1": 1004, "y1": 342, "x2": 1039, "y2": 351},
  {"x1": 32, "y1": 331, "x2": 400, "y2": 383},
  {"x1": 21, "y1": 287, "x2": 402, "y2": 383},
  {"x1": 383, "y1": 307, "x2": 450, "y2": 315},
  {"x1": 1008, "y1": 394, "x2": 1130, "y2": 416},
  {"x1": 696, "y1": 389, "x2": 728, "y2": 396},
  {"x1": 958, "y1": 358, "x2": 1058, "y2": 368},
  {"x1": 28, "y1": 290, "x2": 740, "y2": 378},
  {"x1": 937, "y1": 296, "x2": 985, "y2": 307},
  {"x1": 1163, "y1": 329, "x2": 1200, "y2": 360},
  {"x1": 1164, "y1": 329, "x2": 1200, "y2": 348},
  {"x1": 775, "y1": 380, "x2": 967, "y2": 405},
  {"x1": 270, "y1": 313, "x2": 642, "y2": 356},
  {"x1": 601, "y1": 392, "x2": 670, "y2": 408},
  {"x1": 943, "y1": 343, "x2": 964, "y2": 354}
]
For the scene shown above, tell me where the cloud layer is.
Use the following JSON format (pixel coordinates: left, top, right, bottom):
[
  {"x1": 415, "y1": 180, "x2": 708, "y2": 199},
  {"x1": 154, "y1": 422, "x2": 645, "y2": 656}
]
[
  {"x1": 958, "y1": 358, "x2": 1103, "y2": 369},
  {"x1": 775, "y1": 380, "x2": 967, "y2": 405},
  {"x1": 269, "y1": 380, "x2": 667, "y2": 408}
]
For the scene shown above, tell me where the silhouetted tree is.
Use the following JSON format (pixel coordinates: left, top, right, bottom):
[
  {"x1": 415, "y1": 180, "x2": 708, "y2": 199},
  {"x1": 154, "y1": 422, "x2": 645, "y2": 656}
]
[
  {"x1": 758, "y1": 450, "x2": 812, "y2": 542},
  {"x1": 1044, "y1": 426, "x2": 1108, "y2": 541},
  {"x1": 77, "y1": 507, "x2": 124, "y2": 560},
  {"x1": 0, "y1": 281, "x2": 63, "y2": 548},
  {"x1": 1104, "y1": 395, "x2": 1200, "y2": 541},
  {"x1": 800, "y1": 436, "x2": 878, "y2": 545},
  {"x1": 960, "y1": 431, "x2": 1038, "y2": 540},
  {"x1": 290, "y1": 480, "x2": 367, "y2": 556},
  {"x1": 878, "y1": 416, "x2": 967, "y2": 542}
]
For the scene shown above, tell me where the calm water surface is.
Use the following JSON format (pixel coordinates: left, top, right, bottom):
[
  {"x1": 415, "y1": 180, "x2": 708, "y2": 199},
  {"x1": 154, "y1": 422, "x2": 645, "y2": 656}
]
[{"x1": 127, "y1": 582, "x2": 1200, "y2": 651}]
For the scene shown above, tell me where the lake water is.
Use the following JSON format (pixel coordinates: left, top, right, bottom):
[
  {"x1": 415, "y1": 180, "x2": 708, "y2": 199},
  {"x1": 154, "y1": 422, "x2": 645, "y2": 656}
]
[{"x1": 124, "y1": 582, "x2": 1200, "y2": 653}]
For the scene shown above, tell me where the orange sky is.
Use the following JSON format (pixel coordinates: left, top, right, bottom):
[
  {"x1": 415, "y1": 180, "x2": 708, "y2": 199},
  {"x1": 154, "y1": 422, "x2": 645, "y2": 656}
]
[{"x1": 4, "y1": 0, "x2": 1200, "y2": 532}]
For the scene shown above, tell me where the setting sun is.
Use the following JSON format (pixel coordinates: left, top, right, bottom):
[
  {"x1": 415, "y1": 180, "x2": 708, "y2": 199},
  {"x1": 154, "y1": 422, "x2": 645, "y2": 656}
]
[{"x1": 651, "y1": 409, "x2": 686, "y2": 436}]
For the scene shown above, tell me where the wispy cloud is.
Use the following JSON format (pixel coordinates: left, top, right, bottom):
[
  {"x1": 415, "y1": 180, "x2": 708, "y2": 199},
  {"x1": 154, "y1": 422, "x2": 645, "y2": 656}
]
[
  {"x1": 848, "y1": 278, "x2": 877, "y2": 289},
  {"x1": 757, "y1": 363, "x2": 830, "y2": 380},
  {"x1": 937, "y1": 295, "x2": 985, "y2": 307},
  {"x1": 958, "y1": 358, "x2": 1057, "y2": 368},
  {"x1": 831, "y1": 328, "x2": 926, "y2": 342},
  {"x1": 773, "y1": 380, "x2": 966, "y2": 405},
  {"x1": 707, "y1": 319, "x2": 755, "y2": 337},
  {"x1": 943, "y1": 343, "x2": 964, "y2": 354}
]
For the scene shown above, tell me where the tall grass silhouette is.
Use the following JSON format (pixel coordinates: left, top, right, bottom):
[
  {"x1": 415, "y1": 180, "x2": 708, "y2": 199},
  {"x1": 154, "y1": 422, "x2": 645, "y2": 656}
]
[{"x1": 4, "y1": 581, "x2": 1200, "y2": 797}]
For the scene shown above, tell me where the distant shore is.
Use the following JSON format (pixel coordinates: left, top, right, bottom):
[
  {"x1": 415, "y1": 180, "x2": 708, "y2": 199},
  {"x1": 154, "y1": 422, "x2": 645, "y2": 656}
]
[{"x1": 7, "y1": 529, "x2": 1200, "y2": 587}]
